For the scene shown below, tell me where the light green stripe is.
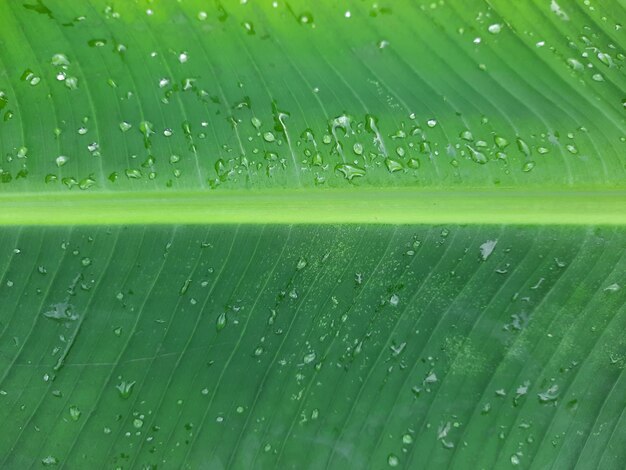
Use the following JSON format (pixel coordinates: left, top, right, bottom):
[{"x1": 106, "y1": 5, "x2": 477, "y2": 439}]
[{"x1": 0, "y1": 188, "x2": 624, "y2": 226}]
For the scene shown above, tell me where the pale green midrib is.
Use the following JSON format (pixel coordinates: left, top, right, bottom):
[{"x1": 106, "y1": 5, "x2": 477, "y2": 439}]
[{"x1": 0, "y1": 188, "x2": 624, "y2": 226}]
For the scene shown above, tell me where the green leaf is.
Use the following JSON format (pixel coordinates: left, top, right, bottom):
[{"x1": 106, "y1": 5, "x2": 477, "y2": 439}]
[{"x1": 0, "y1": 1, "x2": 624, "y2": 468}]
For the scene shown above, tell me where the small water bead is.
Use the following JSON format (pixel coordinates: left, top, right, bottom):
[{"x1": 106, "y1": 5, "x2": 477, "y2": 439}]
[
  {"x1": 298, "y1": 13, "x2": 313, "y2": 25},
  {"x1": 42, "y1": 456, "x2": 58, "y2": 466},
  {"x1": 51, "y1": 53, "x2": 70, "y2": 66},
  {"x1": 592, "y1": 73, "x2": 604, "y2": 82},
  {"x1": 522, "y1": 161, "x2": 536, "y2": 172},
  {"x1": 353, "y1": 142, "x2": 363, "y2": 155},
  {"x1": 336, "y1": 163, "x2": 366, "y2": 180},
  {"x1": 21, "y1": 69, "x2": 40, "y2": 86},
  {"x1": 119, "y1": 121, "x2": 132, "y2": 132},
  {"x1": 163, "y1": 128, "x2": 173, "y2": 137},
  {"x1": 488, "y1": 23, "x2": 502, "y2": 34},
  {"x1": 460, "y1": 130, "x2": 473, "y2": 141},
  {"x1": 88, "y1": 38, "x2": 107, "y2": 47},
  {"x1": 69, "y1": 405, "x2": 81, "y2": 421},
  {"x1": 116, "y1": 380, "x2": 136, "y2": 399},
  {"x1": 303, "y1": 352, "x2": 316, "y2": 364},
  {"x1": 597, "y1": 52, "x2": 613, "y2": 67},
  {"x1": 65, "y1": 76, "x2": 78, "y2": 90},
  {"x1": 77, "y1": 126, "x2": 88, "y2": 135},
  {"x1": 407, "y1": 158, "x2": 420, "y2": 169},
  {"x1": 402, "y1": 433, "x2": 414, "y2": 444},
  {"x1": 516, "y1": 137, "x2": 531, "y2": 157},
  {"x1": 56, "y1": 155, "x2": 69, "y2": 167},
  {"x1": 242, "y1": 21, "x2": 255, "y2": 34},
  {"x1": 385, "y1": 158, "x2": 404, "y2": 173},
  {"x1": 566, "y1": 144, "x2": 578, "y2": 154},
  {"x1": 178, "y1": 52, "x2": 189, "y2": 63},
  {"x1": 198, "y1": 11, "x2": 208, "y2": 20},
  {"x1": 388, "y1": 454, "x2": 399, "y2": 467},
  {"x1": 139, "y1": 121, "x2": 154, "y2": 137},
  {"x1": 216, "y1": 312, "x2": 227, "y2": 331},
  {"x1": 427, "y1": 119, "x2": 437, "y2": 128},
  {"x1": 467, "y1": 145, "x2": 487, "y2": 164},
  {"x1": 567, "y1": 58, "x2": 584, "y2": 71},
  {"x1": 494, "y1": 135, "x2": 509, "y2": 148},
  {"x1": 125, "y1": 168, "x2": 142, "y2": 179},
  {"x1": 263, "y1": 132, "x2": 276, "y2": 142}
]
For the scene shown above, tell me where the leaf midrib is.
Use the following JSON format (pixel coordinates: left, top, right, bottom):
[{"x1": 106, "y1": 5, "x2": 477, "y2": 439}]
[{"x1": 0, "y1": 188, "x2": 624, "y2": 226}]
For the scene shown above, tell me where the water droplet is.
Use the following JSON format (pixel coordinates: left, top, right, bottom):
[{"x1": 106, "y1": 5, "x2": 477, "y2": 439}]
[
  {"x1": 516, "y1": 137, "x2": 531, "y2": 157},
  {"x1": 139, "y1": 121, "x2": 154, "y2": 138},
  {"x1": 88, "y1": 38, "x2": 107, "y2": 47},
  {"x1": 242, "y1": 21, "x2": 255, "y2": 34},
  {"x1": 567, "y1": 58, "x2": 584, "y2": 71},
  {"x1": 467, "y1": 145, "x2": 487, "y2": 164},
  {"x1": 69, "y1": 405, "x2": 81, "y2": 421},
  {"x1": 51, "y1": 53, "x2": 70, "y2": 66},
  {"x1": 55, "y1": 155, "x2": 69, "y2": 167},
  {"x1": 63, "y1": 76, "x2": 78, "y2": 90},
  {"x1": 488, "y1": 23, "x2": 502, "y2": 34},
  {"x1": 20, "y1": 69, "x2": 40, "y2": 86},
  {"x1": 494, "y1": 135, "x2": 509, "y2": 148},
  {"x1": 263, "y1": 131, "x2": 275, "y2": 142},
  {"x1": 303, "y1": 352, "x2": 316, "y2": 364},
  {"x1": 42, "y1": 456, "x2": 58, "y2": 466},
  {"x1": 460, "y1": 130, "x2": 473, "y2": 141},
  {"x1": 538, "y1": 384, "x2": 559, "y2": 403},
  {"x1": 402, "y1": 433, "x2": 414, "y2": 444},
  {"x1": 335, "y1": 163, "x2": 366, "y2": 180},
  {"x1": 125, "y1": 168, "x2": 142, "y2": 179},
  {"x1": 388, "y1": 454, "x2": 399, "y2": 467},
  {"x1": 427, "y1": 119, "x2": 437, "y2": 128},
  {"x1": 216, "y1": 312, "x2": 227, "y2": 331},
  {"x1": 179, "y1": 279, "x2": 191, "y2": 295},
  {"x1": 480, "y1": 240, "x2": 497, "y2": 260},
  {"x1": 299, "y1": 13, "x2": 313, "y2": 25},
  {"x1": 597, "y1": 52, "x2": 613, "y2": 67},
  {"x1": 385, "y1": 158, "x2": 404, "y2": 173},
  {"x1": 116, "y1": 380, "x2": 136, "y2": 399},
  {"x1": 43, "y1": 302, "x2": 78, "y2": 322},
  {"x1": 522, "y1": 161, "x2": 535, "y2": 172}
]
